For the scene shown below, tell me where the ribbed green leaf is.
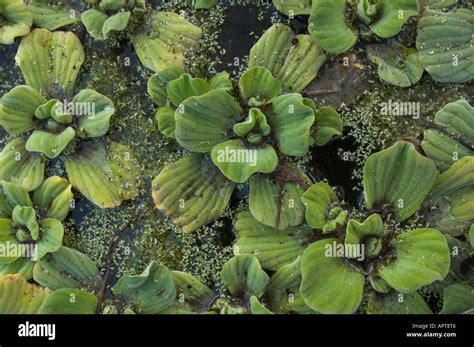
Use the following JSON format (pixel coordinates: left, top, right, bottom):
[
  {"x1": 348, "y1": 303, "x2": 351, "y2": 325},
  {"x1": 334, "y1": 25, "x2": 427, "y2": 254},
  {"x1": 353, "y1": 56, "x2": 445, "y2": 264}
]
[
  {"x1": 1, "y1": 181, "x2": 32, "y2": 208},
  {"x1": 417, "y1": 8, "x2": 474, "y2": 83},
  {"x1": 25, "y1": 127, "x2": 76, "y2": 159},
  {"x1": 265, "y1": 257, "x2": 312, "y2": 314},
  {"x1": 167, "y1": 73, "x2": 210, "y2": 107},
  {"x1": 378, "y1": 228, "x2": 450, "y2": 293},
  {"x1": 73, "y1": 89, "x2": 115, "y2": 138},
  {"x1": 33, "y1": 246, "x2": 100, "y2": 291},
  {"x1": 249, "y1": 295, "x2": 273, "y2": 314},
  {"x1": 0, "y1": 138, "x2": 45, "y2": 192},
  {"x1": 345, "y1": 214, "x2": 386, "y2": 247},
  {"x1": 147, "y1": 66, "x2": 185, "y2": 107},
  {"x1": 155, "y1": 105, "x2": 176, "y2": 139},
  {"x1": 248, "y1": 173, "x2": 306, "y2": 230},
  {"x1": 313, "y1": 106, "x2": 343, "y2": 146},
  {"x1": 16, "y1": 28, "x2": 85, "y2": 96},
  {"x1": 175, "y1": 89, "x2": 242, "y2": 153},
  {"x1": 171, "y1": 271, "x2": 214, "y2": 312},
  {"x1": 0, "y1": 274, "x2": 50, "y2": 313},
  {"x1": 27, "y1": 0, "x2": 79, "y2": 31},
  {"x1": 39, "y1": 288, "x2": 98, "y2": 314},
  {"x1": 0, "y1": 0, "x2": 32, "y2": 44},
  {"x1": 132, "y1": 11, "x2": 202, "y2": 72},
  {"x1": 36, "y1": 218, "x2": 64, "y2": 260},
  {"x1": 367, "y1": 291, "x2": 432, "y2": 314},
  {"x1": 367, "y1": 42, "x2": 424, "y2": 87},
  {"x1": 233, "y1": 211, "x2": 310, "y2": 271},
  {"x1": 370, "y1": 0, "x2": 420, "y2": 38},
  {"x1": 300, "y1": 238, "x2": 365, "y2": 314},
  {"x1": 0, "y1": 85, "x2": 46, "y2": 135},
  {"x1": 440, "y1": 284, "x2": 474, "y2": 314},
  {"x1": 308, "y1": 0, "x2": 358, "y2": 54},
  {"x1": 32, "y1": 176, "x2": 73, "y2": 221},
  {"x1": 249, "y1": 23, "x2": 325, "y2": 93},
  {"x1": 152, "y1": 154, "x2": 236, "y2": 232},
  {"x1": 239, "y1": 67, "x2": 281, "y2": 106},
  {"x1": 269, "y1": 93, "x2": 315, "y2": 156},
  {"x1": 422, "y1": 100, "x2": 473, "y2": 171},
  {"x1": 364, "y1": 141, "x2": 437, "y2": 222},
  {"x1": 65, "y1": 141, "x2": 140, "y2": 208},
  {"x1": 301, "y1": 182, "x2": 348, "y2": 233},
  {"x1": 221, "y1": 255, "x2": 270, "y2": 298},
  {"x1": 113, "y1": 261, "x2": 176, "y2": 314},
  {"x1": 211, "y1": 140, "x2": 278, "y2": 183}
]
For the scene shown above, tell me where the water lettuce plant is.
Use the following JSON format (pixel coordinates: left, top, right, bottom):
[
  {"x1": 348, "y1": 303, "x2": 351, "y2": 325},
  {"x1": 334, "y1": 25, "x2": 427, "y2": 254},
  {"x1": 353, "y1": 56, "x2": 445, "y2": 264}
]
[
  {"x1": 81, "y1": 0, "x2": 203, "y2": 72},
  {"x1": 234, "y1": 139, "x2": 473, "y2": 313},
  {"x1": 0, "y1": 29, "x2": 139, "y2": 208},
  {"x1": 150, "y1": 23, "x2": 341, "y2": 232},
  {"x1": 0, "y1": 177, "x2": 72, "y2": 279},
  {"x1": 0, "y1": 0, "x2": 33, "y2": 44}
]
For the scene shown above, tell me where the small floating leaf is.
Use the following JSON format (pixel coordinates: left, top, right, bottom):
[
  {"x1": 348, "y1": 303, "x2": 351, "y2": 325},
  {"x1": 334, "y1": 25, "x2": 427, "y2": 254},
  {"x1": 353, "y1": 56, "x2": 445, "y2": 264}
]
[
  {"x1": 265, "y1": 257, "x2": 312, "y2": 314},
  {"x1": 313, "y1": 106, "x2": 343, "y2": 146},
  {"x1": 113, "y1": 261, "x2": 176, "y2": 314},
  {"x1": 440, "y1": 283, "x2": 474, "y2": 314},
  {"x1": 416, "y1": 8, "x2": 474, "y2": 83},
  {"x1": 367, "y1": 291, "x2": 432, "y2": 314},
  {"x1": 32, "y1": 176, "x2": 73, "y2": 221},
  {"x1": 33, "y1": 246, "x2": 101, "y2": 291},
  {"x1": 363, "y1": 141, "x2": 437, "y2": 222},
  {"x1": 239, "y1": 67, "x2": 281, "y2": 106},
  {"x1": 369, "y1": 0, "x2": 420, "y2": 38},
  {"x1": 221, "y1": 255, "x2": 269, "y2": 299},
  {"x1": 0, "y1": 274, "x2": 50, "y2": 313},
  {"x1": 132, "y1": 11, "x2": 202, "y2": 72},
  {"x1": 74, "y1": 89, "x2": 115, "y2": 138},
  {"x1": 249, "y1": 23, "x2": 325, "y2": 93},
  {"x1": 27, "y1": 0, "x2": 80, "y2": 31},
  {"x1": 175, "y1": 89, "x2": 242, "y2": 153},
  {"x1": 39, "y1": 288, "x2": 97, "y2": 314},
  {"x1": 211, "y1": 140, "x2": 278, "y2": 183},
  {"x1": 0, "y1": 85, "x2": 46, "y2": 135},
  {"x1": 233, "y1": 211, "x2": 310, "y2": 271},
  {"x1": 367, "y1": 42, "x2": 424, "y2": 87},
  {"x1": 147, "y1": 66, "x2": 185, "y2": 107},
  {"x1": 269, "y1": 93, "x2": 315, "y2": 157},
  {"x1": 152, "y1": 154, "x2": 236, "y2": 232},
  {"x1": 301, "y1": 182, "x2": 348, "y2": 233},
  {"x1": 377, "y1": 228, "x2": 450, "y2": 293},
  {"x1": 308, "y1": 0, "x2": 358, "y2": 54},
  {"x1": 0, "y1": 0, "x2": 32, "y2": 44},
  {"x1": 65, "y1": 141, "x2": 140, "y2": 208},
  {"x1": 25, "y1": 127, "x2": 76, "y2": 159},
  {"x1": 248, "y1": 173, "x2": 306, "y2": 230},
  {"x1": 421, "y1": 100, "x2": 473, "y2": 171},
  {"x1": 300, "y1": 238, "x2": 365, "y2": 314},
  {"x1": 16, "y1": 28, "x2": 85, "y2": 96}
]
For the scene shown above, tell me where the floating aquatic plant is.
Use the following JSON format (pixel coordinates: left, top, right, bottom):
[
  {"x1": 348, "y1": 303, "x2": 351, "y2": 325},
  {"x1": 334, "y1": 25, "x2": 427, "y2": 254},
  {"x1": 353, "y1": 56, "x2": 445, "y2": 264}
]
[
  {"x1": 0, "y1": 177, "x2": 72, "y2": 279},
  {"x1": 150, "y1": 24, "x2": 341, "y2": 232},
  {"x1": 234, "y1": 141, "x2": 474, "y2": 313},
  {"x1": 0, "y1": 0, "x2": 33, "y2": 44},
  {"x1": 0, "y1": 29, "x2": 139, "y2": 208},
  {"x1": 81, "y1": 0, "x2": 202, "y2": 72}
]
